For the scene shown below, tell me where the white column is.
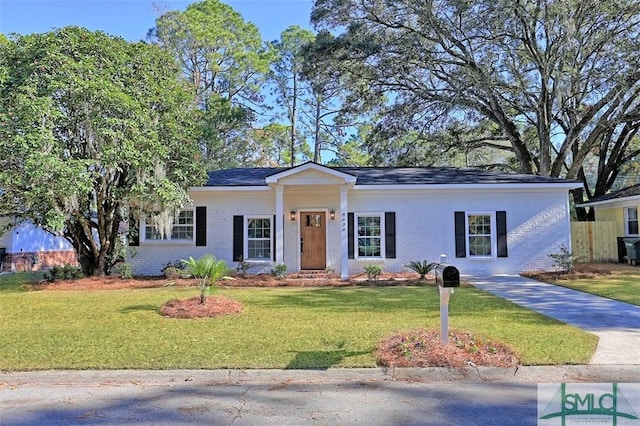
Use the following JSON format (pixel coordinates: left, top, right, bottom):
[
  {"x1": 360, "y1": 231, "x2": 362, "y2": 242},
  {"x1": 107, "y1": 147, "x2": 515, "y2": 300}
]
[
  {"x1": 275, "y1": 185, "x2": 284, "y2": 264},
  {"x1": 340, "y1": 185, "x2": 349, "y2": 280}
]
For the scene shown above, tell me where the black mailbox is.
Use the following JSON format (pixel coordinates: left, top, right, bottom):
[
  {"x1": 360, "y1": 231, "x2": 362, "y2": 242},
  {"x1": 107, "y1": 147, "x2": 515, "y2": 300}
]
[{"x1": 435, "y1": 264, "x2": 460, "y2": 287}]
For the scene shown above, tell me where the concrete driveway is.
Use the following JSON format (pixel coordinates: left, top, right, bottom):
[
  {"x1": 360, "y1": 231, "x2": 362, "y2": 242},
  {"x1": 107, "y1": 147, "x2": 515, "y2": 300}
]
[{"x1": 468, "y1": 275, "x2": 640, "y2": 365}]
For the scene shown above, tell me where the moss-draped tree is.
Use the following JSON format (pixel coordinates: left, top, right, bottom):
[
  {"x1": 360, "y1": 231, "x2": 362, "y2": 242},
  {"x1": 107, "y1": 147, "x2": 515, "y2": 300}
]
[{"x1": 0, "y1": 27, "x2": 207, "y2": 276}]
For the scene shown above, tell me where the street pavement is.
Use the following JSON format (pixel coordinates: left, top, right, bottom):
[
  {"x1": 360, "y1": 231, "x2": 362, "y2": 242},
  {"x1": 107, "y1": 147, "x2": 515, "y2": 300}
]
[
  {"x1": 2, "y1": 366, "x2": 640, "y2": 426},
  {"x1": 1, "y1": 275, "x2": 639, "y2": 425},
  {"x1": 468, "y1": 274, "x2": 640, "y2": 364}
]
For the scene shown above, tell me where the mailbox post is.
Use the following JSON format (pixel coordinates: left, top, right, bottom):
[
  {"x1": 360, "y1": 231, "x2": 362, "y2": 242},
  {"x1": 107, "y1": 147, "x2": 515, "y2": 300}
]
[{"x1": 434, "y1": 263, "x2": 460, "y2": 345}]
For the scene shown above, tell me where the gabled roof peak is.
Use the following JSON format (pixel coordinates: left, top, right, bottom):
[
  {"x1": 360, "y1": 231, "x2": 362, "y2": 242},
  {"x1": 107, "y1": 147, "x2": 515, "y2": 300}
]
[{"x1": 264, "y1": 162, "x2": 357, "y2": 185}]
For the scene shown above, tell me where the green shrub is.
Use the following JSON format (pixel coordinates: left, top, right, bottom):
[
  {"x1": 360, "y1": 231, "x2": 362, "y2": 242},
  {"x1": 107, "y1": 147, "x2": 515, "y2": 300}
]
[
  {"x1": 43, "y1": 264, "x2": 83, "y2": 282},
  {"x1": 364, "y1": 264, "x2": 382, "y2": 281},
  {"x1": 271, "y1": 263, "x2": 287, "y2": 280},
  {"x1": 119, "y1": 262, "x2": 135, "y2": 279},
  {"x1": 161, "y1": 260, "x2": 183, "y2": 279},
  {"x1": 405, "y1": 260, "x2": 437, "y2": 280},
  {"x1": 548, "y1": 245, "x2": 577, "y2": 273},
  {"x1": 235, "y1": 257, "x2": 251, "y2": 277}
]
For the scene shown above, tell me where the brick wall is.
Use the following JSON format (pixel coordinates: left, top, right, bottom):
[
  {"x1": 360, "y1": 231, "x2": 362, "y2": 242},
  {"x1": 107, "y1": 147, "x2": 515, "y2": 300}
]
[
  {"x1": 129, "y1": 186, "x2": 573, "y2": 277},
  {"x1": 2, "y1": 251, "x2": 77, "y2": 272}
]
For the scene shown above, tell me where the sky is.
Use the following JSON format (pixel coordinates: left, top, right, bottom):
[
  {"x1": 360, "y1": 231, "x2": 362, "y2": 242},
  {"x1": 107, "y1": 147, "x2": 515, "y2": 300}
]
[{"x1": 0, "y1": 0, "x2": 315, "y2": 42}]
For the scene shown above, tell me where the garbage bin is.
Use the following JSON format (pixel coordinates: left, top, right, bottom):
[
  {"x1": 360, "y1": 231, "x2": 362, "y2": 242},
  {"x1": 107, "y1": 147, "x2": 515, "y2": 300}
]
[
  {"x1": 0, "y1": 248, "x2": 5, "y2": 273},
  {"x1": 623, "y1": 238, "x2": 640, "y2": 266}
]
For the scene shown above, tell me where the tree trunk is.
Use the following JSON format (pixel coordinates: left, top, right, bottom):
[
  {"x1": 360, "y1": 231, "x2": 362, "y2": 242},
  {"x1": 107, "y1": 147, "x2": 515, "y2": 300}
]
[
  {"x1": 313, "y1": 99, "x2": 321, "y2": 163},
  {"x1": 290, "y1": 74, "x2": 298, "y2": 166}
]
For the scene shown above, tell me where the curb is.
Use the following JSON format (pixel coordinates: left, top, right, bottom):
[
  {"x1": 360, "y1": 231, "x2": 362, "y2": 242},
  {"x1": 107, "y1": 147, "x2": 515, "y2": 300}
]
[{"x1": 3, "y1": 366, "x2": 640, "y2": 386}]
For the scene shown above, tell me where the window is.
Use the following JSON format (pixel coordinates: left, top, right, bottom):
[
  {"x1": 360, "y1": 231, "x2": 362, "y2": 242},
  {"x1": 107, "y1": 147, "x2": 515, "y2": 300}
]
[
  {"x1": 455, "y1": 211, "x2": 507, "y2": 258},
  {"x1": 467, "y1": 214, "x2": 492, "y2": 256},
  {"x1": 347, "y1": 212, "x2": 396, "y2": 259},
  {"x1": 144, "y1": 210, "x2": 194, "y2": 241},
  {"x1": 247, "y1": 217, "x2": 271, "y2": 260},
  {"x1": 627, "y1": 207, "x2": 638, "y2": 235},
  {"x1": 356, "y1": 214, "x2": 382, "y2": 258},
  {"x1": 468, "y1": 214, "x2": 493, "y2": 256}
]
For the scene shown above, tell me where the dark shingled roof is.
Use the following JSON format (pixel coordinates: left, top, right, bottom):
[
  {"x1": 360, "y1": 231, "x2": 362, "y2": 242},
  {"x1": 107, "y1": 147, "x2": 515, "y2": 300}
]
[
  {"x1": 581, "y1": 184, "x2": 640, "y2": 204},
  {"x1": 205, "y1": 166, "x2": 577, "y2": 187}
]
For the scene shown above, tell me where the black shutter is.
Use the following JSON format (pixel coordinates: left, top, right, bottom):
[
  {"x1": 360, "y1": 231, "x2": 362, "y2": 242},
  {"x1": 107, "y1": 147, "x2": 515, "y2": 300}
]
[
  {"x1": 233, "y1": 215, "x2": 243, "y2": 261},
  {"x1": 128, "y1": 214, "x2": 139, "y2": 247},
  {"x1": 496, "y1": 211, "x2": 508, "y2": 257},
  {"x1": 385, "y1": 212, "x2": 396, "y2": 258},
  {"x1": 348, "y1": 213, "x2": 354, "y2": 259},
  {"x1": 272, "y1": 214, "x2": 276, "y2": 261},
  {"x1": 455, "y1": 211, "x2": 466, "y2": 258},
  {"x1": 195, "y1": 207, "x2": 206, "y2": 246}
]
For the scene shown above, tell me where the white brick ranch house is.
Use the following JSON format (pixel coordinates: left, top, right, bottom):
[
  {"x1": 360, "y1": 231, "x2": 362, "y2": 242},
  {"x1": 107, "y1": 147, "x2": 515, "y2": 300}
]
[{"x1": 128, "y1": 162, "x2": 581, "y2": 279}]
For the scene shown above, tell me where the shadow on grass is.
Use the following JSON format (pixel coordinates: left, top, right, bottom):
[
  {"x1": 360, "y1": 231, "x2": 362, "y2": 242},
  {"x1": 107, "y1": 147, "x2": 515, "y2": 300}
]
[
  {"x1": 0, "y1": 272, "x2": 45, "y2": 293},
  {"x1": 286, "y1": 349, "x2": 371, "y2": 369},
  {"x1": 120, "y1": 304, "x2": 159, "y2": 314}
]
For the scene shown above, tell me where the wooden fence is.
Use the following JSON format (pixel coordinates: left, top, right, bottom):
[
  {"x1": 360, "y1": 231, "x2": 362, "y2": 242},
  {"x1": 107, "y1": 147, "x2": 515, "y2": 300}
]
[{"x1": 571, "y1": 221, "x2": 618, "y2": 263}]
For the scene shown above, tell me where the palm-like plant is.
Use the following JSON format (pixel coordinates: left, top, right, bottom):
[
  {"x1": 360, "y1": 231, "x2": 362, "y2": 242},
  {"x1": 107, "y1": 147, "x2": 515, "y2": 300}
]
[
  {"x1": 181, "y1": 255, "x2": 230, "y2": 304},
  {"x1": 405, "y1": 260, "x2": 437, "y2": 280}
]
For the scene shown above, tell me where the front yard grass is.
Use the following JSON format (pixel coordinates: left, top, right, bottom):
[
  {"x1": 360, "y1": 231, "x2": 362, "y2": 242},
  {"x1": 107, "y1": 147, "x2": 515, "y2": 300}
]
[
  {"x1": 525, "y1": 263, "x2": 640, "y2": 306},
  {"x1": 0, "y1": 277, "x2": 596, "y2": 370}
]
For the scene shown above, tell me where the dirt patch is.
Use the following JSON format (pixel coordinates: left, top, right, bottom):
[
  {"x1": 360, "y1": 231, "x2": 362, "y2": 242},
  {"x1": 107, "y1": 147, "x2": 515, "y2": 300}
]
[
  {"x1": 377, "y1": 329, "x2": 520, "y2": 368},
  {"x1": 160, "y1": 296, "x2": 243, "y2": 319}
]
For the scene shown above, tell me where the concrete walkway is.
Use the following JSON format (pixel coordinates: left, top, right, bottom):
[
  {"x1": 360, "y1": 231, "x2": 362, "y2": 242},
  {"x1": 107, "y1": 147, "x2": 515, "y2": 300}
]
[{"x1": 468, "y1": 275, "x2": 640, "y2": 365}]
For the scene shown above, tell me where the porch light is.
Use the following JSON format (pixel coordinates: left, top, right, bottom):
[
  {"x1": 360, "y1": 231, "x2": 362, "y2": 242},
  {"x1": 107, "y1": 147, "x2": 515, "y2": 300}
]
[
  {"x1": 329, "y1": 209, "x2": 336, "y2": 220},
  {"x1": 290, "y1": 210, "x2": 296, "y2": 221}
]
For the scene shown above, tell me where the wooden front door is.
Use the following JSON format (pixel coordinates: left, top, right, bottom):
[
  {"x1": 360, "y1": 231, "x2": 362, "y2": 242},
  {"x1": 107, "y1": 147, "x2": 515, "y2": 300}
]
[{"x1": 300, "y1": 211, "x2": 326, "y2": 270}]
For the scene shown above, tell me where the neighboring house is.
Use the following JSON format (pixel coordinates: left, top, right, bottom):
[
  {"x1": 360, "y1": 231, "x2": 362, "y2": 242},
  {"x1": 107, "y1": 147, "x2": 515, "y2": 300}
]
[
  {"x1": 0, "y1": 217, "x2": 76, "y2": 272},
  {"x1": 128, "y1": 162, "x2": 581, "y2": 278},
  {"x1": 577, "y1": 184, "x2": 640, "y2": 262}
]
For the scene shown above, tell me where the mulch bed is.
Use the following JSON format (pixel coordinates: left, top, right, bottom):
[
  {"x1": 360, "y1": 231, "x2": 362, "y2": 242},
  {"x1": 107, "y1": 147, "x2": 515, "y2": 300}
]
[
  {"x1": 520, "y1": 262, "x2": 626, "y2": 283},
  {"x1": 30, "y1": 272, "x2": 435, "y2": 290},
  {"x1": 377, "y1": 329, "x2": 520, "y2": 368},
  {"x1": 160, "y1": 296, "x2": 243, "y2": 319}
]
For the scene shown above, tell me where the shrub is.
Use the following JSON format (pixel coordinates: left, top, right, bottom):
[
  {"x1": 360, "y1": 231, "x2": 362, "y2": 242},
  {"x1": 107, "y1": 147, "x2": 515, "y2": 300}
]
[
  {"x1": 43, "y1": 264, "x2": 84, "y2": 282},
  {"x1": 405, "y1": 260, "x2": 437, "y2": 280},
  {"x1": 235, "y1": 257, "x2": 251, "y2": 277},
  {"x1": 548, "y1": 245, "x2": 577, "y2": 273},
  {"x1": 364, "y1": 264, "x2": 382, "y2": 281},
  {"x1": 162, "y1": 260, "x2": 183, "y2": 279},
  {"x1": 271, "y1": 263, "x2": 287, "y2": 280},
  {"x1": 118, "y1": 262, "x2": 135, "y2": 279}
]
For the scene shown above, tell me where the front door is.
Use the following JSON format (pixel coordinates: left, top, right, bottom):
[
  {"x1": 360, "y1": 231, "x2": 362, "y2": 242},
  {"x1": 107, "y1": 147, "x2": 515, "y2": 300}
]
[{"x1": 300, "y1": 211, "x2": 326, "y2": 270}]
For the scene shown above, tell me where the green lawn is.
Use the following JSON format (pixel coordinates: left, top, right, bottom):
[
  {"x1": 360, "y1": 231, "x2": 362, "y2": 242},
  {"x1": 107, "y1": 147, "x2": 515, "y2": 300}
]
[
  {"x1": 540, "y1": 266, "x2": 640, "y2": 306},
  {"x1": 0, "y1": 274, "x2": 597, "y2": 370}
]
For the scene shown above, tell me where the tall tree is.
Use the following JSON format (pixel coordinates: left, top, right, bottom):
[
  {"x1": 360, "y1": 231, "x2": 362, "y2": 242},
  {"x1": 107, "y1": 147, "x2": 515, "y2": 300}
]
[
  {"x1": 270, "y1": 26, "x2": 358, "y2": 165},
  {"x1": 311, "y1": 0, "x2": 640, "y2": 212},
  {"x1": 149, "y1": 0, "x2": 273, "y2": 169},
  {"x1": 0, "y1": 27, "x2": 206, "y2": 276},
  {"x1": 269, "y1": 26, "x2": 316, "y2": 165}
]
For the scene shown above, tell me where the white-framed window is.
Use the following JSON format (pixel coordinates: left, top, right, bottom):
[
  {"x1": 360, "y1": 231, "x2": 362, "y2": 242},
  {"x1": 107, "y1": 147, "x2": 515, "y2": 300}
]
[
  {"x1": 626, "y1": 207, "x2": 638, "y2": 235},
  {"x1": 144, "y1": 210, "x2": 194, "y2": 241},
  {"x1": 356, "y1": 213, "x2": 383, "y2": 258},
  {"x1": 467, "y1": 212, "x2": 495, "y2": 257},
  {"x1": 246, "y1": 217, "x2": 272, "y2": 261}
]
